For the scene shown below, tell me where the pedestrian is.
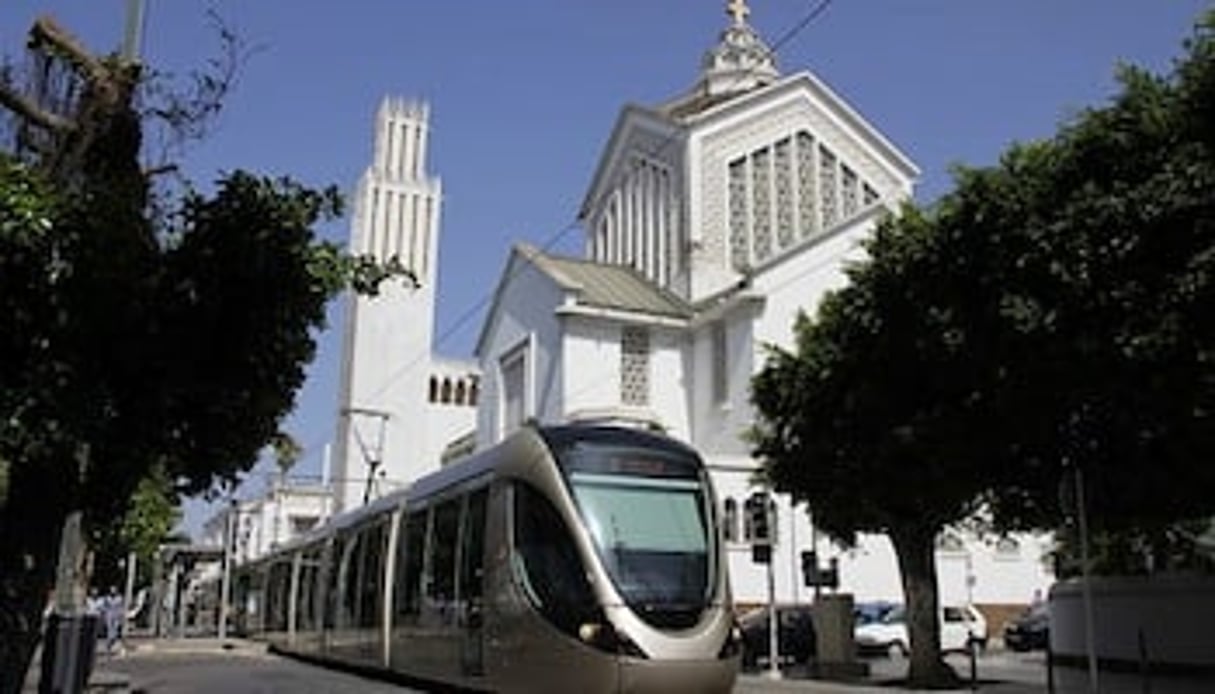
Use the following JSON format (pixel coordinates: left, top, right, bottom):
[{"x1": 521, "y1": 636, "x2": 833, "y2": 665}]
[{"x1": 103, "y1": 586, "x2": 125, "y2": 656}]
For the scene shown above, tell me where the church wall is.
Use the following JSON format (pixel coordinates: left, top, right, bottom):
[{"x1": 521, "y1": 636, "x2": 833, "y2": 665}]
[
  {"x1": 583, "y1": 118, "x2": 689, "y2": 298},
  {"x1": 685, "y1": 81, "x2": 913, "y2": 305},
  {"x1": 688, "y1": 308, "x2": 759, "y2": 458},
  {"x1": 560, "y1": 318, "x2": 690, "y2": 436},
  {"x1": 333, "y1": 279, "x2": 436, "y2": 512},
  {"x1": 749, "y1": 211, "x2": 874, "y2": 349},
  {"x1": 474, "y1": 256, "x2": 566, "y2": 451}
]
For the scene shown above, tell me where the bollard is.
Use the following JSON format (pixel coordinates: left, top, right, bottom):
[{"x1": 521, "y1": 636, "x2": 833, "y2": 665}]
[
  {"x1": 968, "y1": 630, "x2": 978, "y2": 691},
  {"x1": 1046, "y1": 643, "x2": 1055, "y2": 694},
  {"x1": 1138, "y1": 627, "x2": 1151, "y2": 694}
]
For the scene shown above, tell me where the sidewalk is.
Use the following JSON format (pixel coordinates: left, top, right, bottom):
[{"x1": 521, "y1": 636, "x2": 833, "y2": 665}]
[{"x1": 20, "y1": 636, "x2": 266, "y2": 693}]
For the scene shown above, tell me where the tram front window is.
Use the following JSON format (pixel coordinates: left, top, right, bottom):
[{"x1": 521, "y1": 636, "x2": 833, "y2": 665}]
[{"x1": 556, "y1": 439, "x2": 713, "y2": 629}]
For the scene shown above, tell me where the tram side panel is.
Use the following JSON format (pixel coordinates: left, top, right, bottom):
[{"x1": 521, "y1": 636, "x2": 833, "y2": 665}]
[{"x1": 484, "y1": 479, "x2": 622, "y2": 694}]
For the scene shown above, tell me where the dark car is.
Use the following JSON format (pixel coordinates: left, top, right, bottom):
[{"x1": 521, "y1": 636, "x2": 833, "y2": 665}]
[
  {"x1": 739, "y1": 604, "x2": 817, "y2": 669},
  {"x1": 1003, "y1": 602, "x2": 1049, "y2": 652}
]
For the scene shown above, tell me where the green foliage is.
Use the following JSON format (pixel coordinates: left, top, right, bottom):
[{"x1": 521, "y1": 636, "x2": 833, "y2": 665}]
[
  {"x1": 118, "y1": 465, "x2": 181, "y2": 569},
  {"x1": 753, "y1": 4, "x2": 1215, "y2": 551},
  {"x1": 751, "y1": 8, "x2": 1215, "y2": 686}
]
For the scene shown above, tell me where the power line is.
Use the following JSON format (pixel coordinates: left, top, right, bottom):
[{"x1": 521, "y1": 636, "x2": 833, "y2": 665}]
[{"x1": 284, "y1": 0, "x2": 839, "y2": 484}]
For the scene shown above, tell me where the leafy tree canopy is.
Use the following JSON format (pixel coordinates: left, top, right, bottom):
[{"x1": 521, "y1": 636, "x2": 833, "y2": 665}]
[
  {"x1": 0, "y1": 17, "x2": 408, "y2": 690},
  {"x1": 751, "y1": 9, "x2": 1215, "y2": 688}
]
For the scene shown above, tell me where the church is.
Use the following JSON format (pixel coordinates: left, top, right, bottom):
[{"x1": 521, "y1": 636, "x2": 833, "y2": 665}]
[{"x1": 336, "y1": 1, "x2": 1053, "y2": 614}]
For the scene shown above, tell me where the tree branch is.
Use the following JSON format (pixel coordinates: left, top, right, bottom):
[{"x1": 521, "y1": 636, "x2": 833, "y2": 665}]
[
  {"x1": 0, "y1": 81, "x2": 74, "y2": 133},
  {"x1": 29, "y1": 16, "x2": 111, "y2": 88}
]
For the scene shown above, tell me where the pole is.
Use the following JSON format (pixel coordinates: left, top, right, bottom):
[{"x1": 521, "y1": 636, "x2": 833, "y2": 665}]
[
  {"x1": 121, "y1": 0, "x2": 146, "y2": 63},
  {"x1": 123, "y1": 551, "x2": 137, "y2": 638},
  {"x1": 766, "y1": 549, "x2": 779, "y2": 680},
  {"x1": 218, "y1": 503, "x2": 233, "y2": 640},
  {"x1": 1075, "y1": 466, "x2": 1099, "y2": 693},
  {"x1": 766, "y1": 493, "x2": 780, "y2": 680}
]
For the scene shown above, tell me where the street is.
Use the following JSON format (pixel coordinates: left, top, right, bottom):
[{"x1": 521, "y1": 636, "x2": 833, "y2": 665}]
[
  {"x1": 101, "y1": 647, "x2": 423, "y2": 694},
  {"x1": 45, "y1": 640, "x2": 1209, "y2": 694}
]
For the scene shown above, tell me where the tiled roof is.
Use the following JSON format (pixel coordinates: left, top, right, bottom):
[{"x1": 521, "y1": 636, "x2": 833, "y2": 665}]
[{"x1": 519, "y1": 244, "x2": 692, "y2": 320}]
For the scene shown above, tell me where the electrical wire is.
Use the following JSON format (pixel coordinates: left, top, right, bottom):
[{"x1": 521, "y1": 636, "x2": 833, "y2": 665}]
[{"x1": 249, "y1": 0, "x2": 839, "y2": 502}]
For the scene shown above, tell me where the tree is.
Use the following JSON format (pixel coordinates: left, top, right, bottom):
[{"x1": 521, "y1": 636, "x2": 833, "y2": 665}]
[
  {"x1": 751, "y1": 9, "x2": 1215, "y2": 689},
  {"x1": 90, "y1": 465, "x2": 180, "y2": 593},
  {"x1": 0, "y1": 18, "x2": 407, "y2": 690}
]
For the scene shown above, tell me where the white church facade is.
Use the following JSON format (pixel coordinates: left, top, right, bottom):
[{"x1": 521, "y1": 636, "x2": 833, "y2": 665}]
[
  {"x1": 471, "y1": 3, "x2": 1054, "y2": 611},
  {"x1": 322, "y1": 1, "x2": 1053, "y2": 616}
]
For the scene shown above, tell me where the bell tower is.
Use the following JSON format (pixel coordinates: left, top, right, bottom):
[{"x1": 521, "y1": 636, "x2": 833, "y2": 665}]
[{"x1": 332, "y1": 98, "x2": 443, "y2": 512}]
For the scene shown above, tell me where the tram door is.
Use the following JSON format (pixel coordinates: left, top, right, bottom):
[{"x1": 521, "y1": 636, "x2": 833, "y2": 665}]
[{"x1": 459, "y1": 488, "x2": 489, "y2": 676}]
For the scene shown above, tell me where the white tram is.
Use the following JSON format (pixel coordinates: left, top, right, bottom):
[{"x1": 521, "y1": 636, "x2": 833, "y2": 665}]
[{"x1": 242, "y1": 424, "x2": 740, "y2": 693}]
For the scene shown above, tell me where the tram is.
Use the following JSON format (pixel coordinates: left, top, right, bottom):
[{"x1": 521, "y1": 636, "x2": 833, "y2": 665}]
[{"x1": 242, "y1": 423, "x2": 740, "y2": 693}]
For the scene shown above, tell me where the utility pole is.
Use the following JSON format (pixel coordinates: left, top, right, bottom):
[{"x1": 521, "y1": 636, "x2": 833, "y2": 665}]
[
  {"x1": 343, "y1": 407, "x2": 390, "y2": 505},
  {"x1": 121, "y1": 0, "x2": 147, "y2": 64},
  {"x1": 1075, "y1": 465, "x2": 1099, "y2": 693},
  {"x1": 218, "y1": 498, "x2": 235, "y2": 640}
]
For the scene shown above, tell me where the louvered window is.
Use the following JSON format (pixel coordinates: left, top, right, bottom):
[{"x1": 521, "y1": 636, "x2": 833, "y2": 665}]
[{"x1": 621, "y1": 326, "x2": 650, "y2": 406}]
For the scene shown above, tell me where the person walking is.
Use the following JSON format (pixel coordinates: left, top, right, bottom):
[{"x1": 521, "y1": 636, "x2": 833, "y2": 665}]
[{"x1": 103, "y1": 586, "x2": 125, "y2": 656}]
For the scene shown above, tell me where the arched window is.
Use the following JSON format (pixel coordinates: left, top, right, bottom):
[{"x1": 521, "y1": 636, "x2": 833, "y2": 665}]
[
  {"x1": 428, "y1": 376, "x2": 439, "y2": 403},
  {"x1": 722, "y1": 498, "x2": 739, "y2": 543},
  {"x1": 441, "y1": 378, "x2": 452, "y2": 404},
  {"x1": 468, "y1": 381, "x2": 479, "y2": 407},
  {"x1": 455, "y1": 380, "x2": 467, "y2": 406}
]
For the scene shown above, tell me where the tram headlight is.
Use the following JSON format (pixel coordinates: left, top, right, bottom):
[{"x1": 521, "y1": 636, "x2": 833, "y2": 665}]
[{"x1": 578, "y1": 621, "x2": 648, "y2": 659}]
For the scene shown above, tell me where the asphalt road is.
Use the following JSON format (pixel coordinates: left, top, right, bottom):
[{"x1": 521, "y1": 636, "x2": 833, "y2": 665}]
[
  {"x1": 103, "y1": 650, "x2": 424, "y2": 694},
  {"x1": 92, "y1": 642, "x2": 1214, "y2": 694}
]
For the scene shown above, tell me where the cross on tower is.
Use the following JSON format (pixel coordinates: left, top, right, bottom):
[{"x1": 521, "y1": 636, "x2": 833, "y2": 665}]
[{"x1": 727, "y1": 0, "x2": 750, "y2": 25}]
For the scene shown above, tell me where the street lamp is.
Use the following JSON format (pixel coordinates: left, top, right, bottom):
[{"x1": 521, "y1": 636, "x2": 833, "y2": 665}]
[{"x1": 218, "y1": 497, "x2": 236, "y2": 640}]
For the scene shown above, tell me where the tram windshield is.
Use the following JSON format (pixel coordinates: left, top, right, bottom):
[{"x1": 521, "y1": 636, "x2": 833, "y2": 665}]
[{"x1": 551, "y1": 433, "x2": 714, "y2": 629}]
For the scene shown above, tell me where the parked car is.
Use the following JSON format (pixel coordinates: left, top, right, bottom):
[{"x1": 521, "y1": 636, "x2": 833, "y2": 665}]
[
  {"x1": 739, "y1": 604, "x2": 817, "y2": 669},
  {"x1": 1003, "y1": 602, "x2": 1049, "y2": 652},
  {"x1": 854, "y1": 604, "x2": 987, "y2": 657}
]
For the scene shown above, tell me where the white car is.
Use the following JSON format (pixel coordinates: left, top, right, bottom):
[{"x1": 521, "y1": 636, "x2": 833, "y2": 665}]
[{"x1": 854, "y1": 604, "x2": 987, "y2": 657}]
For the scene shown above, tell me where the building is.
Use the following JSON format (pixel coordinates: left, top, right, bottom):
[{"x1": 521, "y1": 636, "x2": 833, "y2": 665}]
[
  {"x1": 330, "y1": 99, "x2": 480, "y2": 513},
  {"x1": 198, "y1": 479, "x2": 333, "y2": 564},
  {"x1": 473, "y1": 1, "x2": 1053, "y2": 612}
]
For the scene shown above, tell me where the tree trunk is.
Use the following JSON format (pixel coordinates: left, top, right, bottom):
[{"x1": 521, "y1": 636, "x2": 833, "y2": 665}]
[
  {"x1": 0, "y1": 509, "x2": 66, "y2": 694},
  {"x1": 890, "y1": 525, "x2": 960, "y2": 689}
]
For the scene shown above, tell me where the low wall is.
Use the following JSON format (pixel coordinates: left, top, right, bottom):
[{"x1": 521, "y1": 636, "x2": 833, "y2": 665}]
[{"x1": 1050, "y1": 574, "x2": 1215, "y2": 671}]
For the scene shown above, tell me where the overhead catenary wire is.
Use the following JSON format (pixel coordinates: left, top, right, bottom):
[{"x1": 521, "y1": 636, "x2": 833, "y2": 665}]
[{"x1": 262, "y1": 0, "x2": 838, "y2": 494}]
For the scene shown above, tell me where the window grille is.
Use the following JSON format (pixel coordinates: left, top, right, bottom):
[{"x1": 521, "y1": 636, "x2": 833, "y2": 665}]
[
  {"x1": 620, "y1": 326, "x2": 650, "y2": 406},
  {"x1": 819, "y1": 145, "x2": 838, "y2": 228},
  {"x1": 728, "y1": 158, "x2": 748, "y2": 271},
  {"x1": 774, "y1": 138, "x2": 794, "y2": 250},
  {"x1": 751, "y1": 148, "x2": 772, "y2": 262}
]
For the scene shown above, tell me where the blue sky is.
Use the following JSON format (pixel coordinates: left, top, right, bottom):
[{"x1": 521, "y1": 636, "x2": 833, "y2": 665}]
[{"x1": 1, "y1": 1, "x2": 1206, "y2": 533}]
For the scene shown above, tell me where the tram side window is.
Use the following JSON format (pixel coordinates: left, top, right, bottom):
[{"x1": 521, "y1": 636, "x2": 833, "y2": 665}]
[
  {"x1": 297, "y1": 550, "x2": 320, "y2": 631},
  {"x1": 323, "y1": 538, "x2": 342, "y2": 629},
  {"x1": 395, "y1": 509, "x2": 428, "y2": 622},
  {"x1": 429, "y1": 498, "x2": 461, "y2": 609},
  {"x1": 266, "y1": 560, "x2": 291, "y2": 632},
  {"x1": 459, "y1": 489, "x2": 488, "y2": 603},
  {"x1": 358, "y1": 521, "x2": 387, "y2": 628},
  {"x1": 512, "y1": 483, "x2": 598, "y2": 636},
  {"x1": 338, "y1": 533, "x2": 361, "y2": 628}
]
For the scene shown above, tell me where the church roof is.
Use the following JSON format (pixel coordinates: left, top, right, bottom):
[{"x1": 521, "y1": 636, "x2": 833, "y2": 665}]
[
  {"x1": 657, "y1": 0, "x2": 779, "y2": 121},
  {"x1": 518, "y1": 244, "x2": 693, "y2": 320}
]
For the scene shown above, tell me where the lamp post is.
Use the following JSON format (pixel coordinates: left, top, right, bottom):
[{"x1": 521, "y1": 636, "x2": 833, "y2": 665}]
[{"x1": 218, "y1": 498, "x2": 236, "y2": 640}]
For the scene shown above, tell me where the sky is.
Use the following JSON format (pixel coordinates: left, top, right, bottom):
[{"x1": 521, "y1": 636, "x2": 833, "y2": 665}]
[{"x1": 0, "y1": 0, "x2": 1207, "y2": 535}]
